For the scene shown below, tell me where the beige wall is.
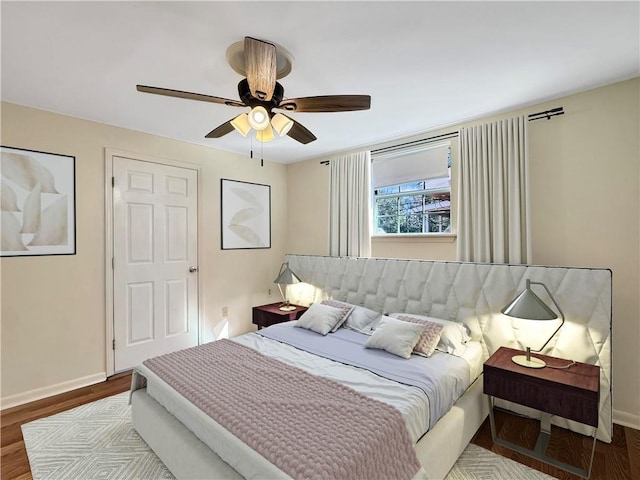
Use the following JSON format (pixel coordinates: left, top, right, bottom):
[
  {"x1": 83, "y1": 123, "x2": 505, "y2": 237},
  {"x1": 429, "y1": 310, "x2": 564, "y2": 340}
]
[
  {"x1": 285, "y1": 160, "x2": 330, "y2": 254},
  {"x1": 2, "y1": 78, "x2": 638, "y2": 427},
  {"x1": 1, "y1": 102, "x2": 288, "y2": 403},
  {"x1": 286, "y1": 78, "x2": 640, "y2": 427}
]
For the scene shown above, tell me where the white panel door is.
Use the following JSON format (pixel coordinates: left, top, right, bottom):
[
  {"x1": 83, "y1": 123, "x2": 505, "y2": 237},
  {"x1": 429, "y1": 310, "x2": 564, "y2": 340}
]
[{"x1": 113, "y1": 156, "x2": 198, "y2": 372}]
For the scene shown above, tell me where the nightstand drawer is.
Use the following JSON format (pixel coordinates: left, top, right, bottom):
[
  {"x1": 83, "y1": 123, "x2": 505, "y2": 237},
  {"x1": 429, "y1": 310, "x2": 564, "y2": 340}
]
[
  {"x1": 484, "y1": 366, "x2": 599, "y2": 427},
  {"x1": 483, "y1": 347, "x2": 599, "y2": 427}
]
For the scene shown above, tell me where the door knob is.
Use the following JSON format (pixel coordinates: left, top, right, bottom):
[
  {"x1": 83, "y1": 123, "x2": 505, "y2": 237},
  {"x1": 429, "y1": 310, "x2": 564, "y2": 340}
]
[{"x1": 189, "y1": 266, "x2": 199, "y2": 273}]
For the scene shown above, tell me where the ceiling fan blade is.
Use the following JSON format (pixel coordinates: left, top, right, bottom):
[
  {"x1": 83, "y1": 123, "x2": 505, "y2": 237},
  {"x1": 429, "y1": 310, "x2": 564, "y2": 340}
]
[
  {"x1": 278, "y1": 95, "x2": 371, "y2": 113},
  {"x1": 244, "y1": 37, "x2": 277, "y2": 101},
  {"x1": 287, "y1": 120, "x2": 317, "y2": 144},
  {"x1": 137, "y1": 85, "x2": 246, "y2": 107},
  {"x1": 205, "y1": 120, "x2": 235, "y2": 138}
]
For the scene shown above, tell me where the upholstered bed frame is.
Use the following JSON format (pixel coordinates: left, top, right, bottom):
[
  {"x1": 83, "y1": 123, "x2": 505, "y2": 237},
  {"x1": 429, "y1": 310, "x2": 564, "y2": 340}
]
[
  {"x1": 286, "y1": 255, "x2": 612, "y2": 443},
  {"x1": 131, "y1": 255, "x2": 611, "y2": 480}
]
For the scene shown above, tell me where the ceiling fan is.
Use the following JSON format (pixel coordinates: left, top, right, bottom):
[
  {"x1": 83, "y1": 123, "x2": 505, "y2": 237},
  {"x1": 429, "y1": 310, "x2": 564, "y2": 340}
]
[{"x1": 136, "y1": 36, "x2": 371, "y2": 145}]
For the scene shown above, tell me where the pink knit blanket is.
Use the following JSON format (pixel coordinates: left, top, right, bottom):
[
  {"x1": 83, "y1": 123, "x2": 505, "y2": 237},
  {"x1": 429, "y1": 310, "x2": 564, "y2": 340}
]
[{"x1": 143, "y1": 339, "x2": 422, "y2": 480}]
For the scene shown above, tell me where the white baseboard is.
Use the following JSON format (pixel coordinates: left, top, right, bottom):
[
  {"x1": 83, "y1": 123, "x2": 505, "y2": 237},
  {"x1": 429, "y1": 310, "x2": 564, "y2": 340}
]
[
  {"x1": 613, "y1": 409, "x2": 640, "y2": 430},
  {"x1": 1, "y1": 372, "x2": 107, "y2": 411}
]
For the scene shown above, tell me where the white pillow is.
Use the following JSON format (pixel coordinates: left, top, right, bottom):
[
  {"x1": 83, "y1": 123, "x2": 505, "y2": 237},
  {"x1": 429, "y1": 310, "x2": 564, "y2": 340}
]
[
  {"x1": 295, "y1": 303, "x2": 346, "y2": 335},
  {"x1": 391, "y1": 313, "x2": 470, "y2": 356},
  {"x1": 340, "y1": 302, "x2": 382, "y2": 334},
  {"x1": 364, "y1": 317, "x2": 426, "y2": 359},
  {"x1": 319, "y1": 299, "x2": 355, "y2": 332}
]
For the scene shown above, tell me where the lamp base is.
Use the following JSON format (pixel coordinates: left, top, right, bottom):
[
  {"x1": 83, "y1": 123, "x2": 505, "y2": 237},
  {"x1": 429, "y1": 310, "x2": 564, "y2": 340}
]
[
  {"x1": 512, "y1": 354, "x2": 546, "y2": 368},
  {"x1": 279, "y1": 304, "x2": 296, "y2": 312}
]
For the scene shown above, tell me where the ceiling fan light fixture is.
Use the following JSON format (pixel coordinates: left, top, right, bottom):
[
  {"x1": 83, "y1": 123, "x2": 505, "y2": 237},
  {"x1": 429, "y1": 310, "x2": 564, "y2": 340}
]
[
  {"x1": 248, "y1": 106, "x2": 270, "y2": 130},
  {"x1": 271, "y1": 113, "x2": 294, "y2": 137},
  {"x1": 230, "y1": 113, "x2": 251, "y2": 137},
  {"x1": 256, "y1": 124, "x2": 275, "y2": 143}
]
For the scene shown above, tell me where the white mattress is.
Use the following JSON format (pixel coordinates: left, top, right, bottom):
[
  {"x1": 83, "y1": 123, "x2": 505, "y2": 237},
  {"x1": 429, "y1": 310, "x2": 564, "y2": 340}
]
[{"x1": 136, "y1": 332, "x2": 483, "y2": 476}]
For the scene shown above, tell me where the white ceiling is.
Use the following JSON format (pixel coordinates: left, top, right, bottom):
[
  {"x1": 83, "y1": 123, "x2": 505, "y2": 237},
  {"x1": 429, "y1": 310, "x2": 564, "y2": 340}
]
[{"x1": 2, "y1": 1, "x2": 638, "y2": 164}]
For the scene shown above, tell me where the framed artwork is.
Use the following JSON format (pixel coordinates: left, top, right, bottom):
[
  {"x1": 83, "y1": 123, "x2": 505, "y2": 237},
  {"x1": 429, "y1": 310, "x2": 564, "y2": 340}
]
[
  {"x1": 1, "y1": 146, "x2": 76, "y2": 256},
  {"x1": 220, "y1": 178, "x2": 271, "y2": 250}
]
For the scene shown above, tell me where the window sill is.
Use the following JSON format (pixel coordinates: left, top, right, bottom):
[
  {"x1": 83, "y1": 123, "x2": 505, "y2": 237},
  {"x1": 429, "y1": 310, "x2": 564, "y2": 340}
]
[{"x1": 371, "y1": 233, "x2": 457, "y2": 243}]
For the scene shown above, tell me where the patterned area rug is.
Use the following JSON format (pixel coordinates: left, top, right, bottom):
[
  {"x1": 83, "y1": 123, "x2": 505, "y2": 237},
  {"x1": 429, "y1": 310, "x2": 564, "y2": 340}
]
[{"x1": 22, "y1": 392, "x2": 556, "y2": 479}]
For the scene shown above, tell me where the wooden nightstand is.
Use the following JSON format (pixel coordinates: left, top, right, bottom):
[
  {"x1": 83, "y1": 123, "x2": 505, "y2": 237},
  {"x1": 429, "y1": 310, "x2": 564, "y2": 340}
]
[
  {"x1": 484, "y1": 346, "x2": 600, "y2": 478},
  {"x1": 252, "y1": 302, "x2": 308, "y2": 329}
]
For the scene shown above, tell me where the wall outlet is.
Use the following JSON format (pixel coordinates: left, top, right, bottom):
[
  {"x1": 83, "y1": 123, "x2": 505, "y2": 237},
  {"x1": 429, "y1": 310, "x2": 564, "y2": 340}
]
[
  {"x1": 267, "y1": 288, "x2": 272, "y2": 297},
  {"x1": 222, "y1": 306, "x2": 228, "y2": 317}
]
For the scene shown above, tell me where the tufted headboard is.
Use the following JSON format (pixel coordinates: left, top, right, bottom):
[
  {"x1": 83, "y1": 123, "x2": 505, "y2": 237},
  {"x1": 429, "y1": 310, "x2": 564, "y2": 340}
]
[{"x1": 286, "y1": 254, "x2": 612, "y2": 442}]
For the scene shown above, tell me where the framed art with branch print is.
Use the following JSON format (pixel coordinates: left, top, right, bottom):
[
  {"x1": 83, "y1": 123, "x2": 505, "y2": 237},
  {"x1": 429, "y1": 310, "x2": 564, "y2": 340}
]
[
  {"x1": 1, "y1": 146, "x2": 76, "y2": 256},
  {"x1": 220, "y1": 178, "x2": 271, "y2": 249}
]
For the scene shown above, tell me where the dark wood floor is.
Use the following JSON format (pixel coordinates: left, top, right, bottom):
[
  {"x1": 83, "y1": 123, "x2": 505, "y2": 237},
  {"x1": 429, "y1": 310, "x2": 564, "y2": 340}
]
[
  {"x1": 471, "y1": 408, "x2": 640, "y2": 480},
  {"x1": 1, "y1": 372, "x2": 132, "y2": 480},
  {"x1": 2, "y1": 371, "x2": 639, "y2": 480}
]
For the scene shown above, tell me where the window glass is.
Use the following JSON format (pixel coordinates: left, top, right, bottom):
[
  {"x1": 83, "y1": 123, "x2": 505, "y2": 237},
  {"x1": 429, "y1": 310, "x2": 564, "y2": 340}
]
[
  {"x1": 372, "y1": 146, "x2": 451, "y2": 235},
  {"x1": 377, "y1": 185, "x2": 399, "y2": 195},
  {"x1": 399, "y1": 181, "x2": 424, "y2": 193}
]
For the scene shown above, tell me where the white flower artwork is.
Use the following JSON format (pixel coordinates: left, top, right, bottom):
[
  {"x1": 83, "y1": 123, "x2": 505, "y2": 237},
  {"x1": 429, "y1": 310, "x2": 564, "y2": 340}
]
[
  {"x1": 1, "y1": 146, "x2": 76, "y2": 256},
  {"x1": 221, "y1": 179, "x2": 270, "y2": 249}
]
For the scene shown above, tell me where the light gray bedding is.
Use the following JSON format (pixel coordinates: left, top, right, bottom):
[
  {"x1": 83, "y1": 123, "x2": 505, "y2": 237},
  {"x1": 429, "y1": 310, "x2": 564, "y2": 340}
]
[
  {"x1": 258, "y1": 322, "x2": 471, "y2": 429},
  {"x1": 131, "y1": 323, "x2": 481, "y2": 479},
  {"x1": 142, "y1": 339, "x2": 421, "y2": 480}
]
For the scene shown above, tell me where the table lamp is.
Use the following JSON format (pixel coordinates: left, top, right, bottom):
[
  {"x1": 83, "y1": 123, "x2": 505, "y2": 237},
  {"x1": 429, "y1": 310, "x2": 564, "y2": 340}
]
[
  {"x1": 501, "y1": 279, "x2": 565, "y2": 368},
  {"x1": 273, "y1": 262, "x2": 301, "y2": 311}
]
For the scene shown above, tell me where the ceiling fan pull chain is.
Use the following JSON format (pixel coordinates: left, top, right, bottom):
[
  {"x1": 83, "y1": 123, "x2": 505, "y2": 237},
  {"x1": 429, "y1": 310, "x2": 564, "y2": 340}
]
[{"x1": 261, "y1": 140, "x2": 264, "y2": 167}]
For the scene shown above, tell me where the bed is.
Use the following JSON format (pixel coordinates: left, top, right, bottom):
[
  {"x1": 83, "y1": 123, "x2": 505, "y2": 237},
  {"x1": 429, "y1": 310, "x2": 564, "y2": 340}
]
[{"x1": 130, "y1": 255, "x2": 612, "y2": 479}]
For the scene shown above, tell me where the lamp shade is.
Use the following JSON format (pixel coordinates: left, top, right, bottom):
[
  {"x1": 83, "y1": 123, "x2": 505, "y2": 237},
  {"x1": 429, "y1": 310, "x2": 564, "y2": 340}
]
[
  {"x1": 274, "y1": 262, "x2": 301, "y2": 285},
  {"x1": 230, "y1": 113, "x2": 251, "y2": 137},
  {"x1": 500, "y1": 279, "x2": 565, "y2": 369},
  {"x1": 256, "y1": 124, "x2": 275, "y2": 143},
  {"x1": 501, "y1": 281, "x2": 558, "y2": 320},
  {"x1": 271, "y1": 113, "x2": 294, "y2": 137},
  {"x1": 248, "y1": 106, "x2": 270, "y2": 130}
]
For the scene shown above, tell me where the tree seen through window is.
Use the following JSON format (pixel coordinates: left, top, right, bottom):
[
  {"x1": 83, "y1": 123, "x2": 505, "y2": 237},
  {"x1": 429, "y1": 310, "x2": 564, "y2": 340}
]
[{"x1": 374, "y1": 174, "x2": 451, "y2": 234}]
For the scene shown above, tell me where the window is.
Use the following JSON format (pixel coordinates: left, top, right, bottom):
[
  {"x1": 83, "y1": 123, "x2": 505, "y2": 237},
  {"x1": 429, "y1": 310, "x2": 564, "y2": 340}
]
[{"x1": 372, "y1": 143, "x2": 451, "y2": 235}]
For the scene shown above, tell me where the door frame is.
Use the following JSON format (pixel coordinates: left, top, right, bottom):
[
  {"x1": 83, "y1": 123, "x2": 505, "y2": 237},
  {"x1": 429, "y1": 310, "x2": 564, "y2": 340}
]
[{"x1": 104, "y1": 148, "x2": 203, "y2": 377}]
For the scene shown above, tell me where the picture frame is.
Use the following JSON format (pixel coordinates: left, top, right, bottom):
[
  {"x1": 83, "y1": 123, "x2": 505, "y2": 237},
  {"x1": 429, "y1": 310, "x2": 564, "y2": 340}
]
[
  {"x1": 1, "y1": 146, "x2": 76, "y2": 256},
  {"x1": 220, "y1": 178, "x2": 271, "y2": 250}
]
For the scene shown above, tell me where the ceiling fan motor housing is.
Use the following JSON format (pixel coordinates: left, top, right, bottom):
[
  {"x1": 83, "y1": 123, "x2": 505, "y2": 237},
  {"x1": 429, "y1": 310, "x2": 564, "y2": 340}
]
[{"x1": 238, "y1": 78, "x2": 284, "y2": 114}]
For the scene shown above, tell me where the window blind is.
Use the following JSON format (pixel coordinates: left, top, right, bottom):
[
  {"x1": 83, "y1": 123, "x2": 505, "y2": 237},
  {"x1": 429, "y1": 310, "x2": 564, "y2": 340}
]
[{"x1": 372, "y1": 142, "x2": 450, "y2": 189}]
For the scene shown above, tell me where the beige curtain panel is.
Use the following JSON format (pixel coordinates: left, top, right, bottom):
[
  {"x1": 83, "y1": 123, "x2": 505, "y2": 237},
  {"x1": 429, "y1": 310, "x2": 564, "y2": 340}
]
[
  {"x1": 329, "y1": 151, "x2": 372, "y2": 257},
  {"x1": 457, "y1": 116, "x2": 531, "y2": 264}
]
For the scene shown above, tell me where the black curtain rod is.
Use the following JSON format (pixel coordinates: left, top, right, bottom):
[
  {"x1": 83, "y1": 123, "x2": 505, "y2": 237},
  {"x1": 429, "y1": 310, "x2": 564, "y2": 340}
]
[
  {"x1": 320, "y1": 106, "x2": 564, "y2": 164},
  {"x1": 528, "y1": 106, "x2": 565, "y2": 121},
  {"x1": 371, "y1": 131, "x2": 459, "y2": 156}
]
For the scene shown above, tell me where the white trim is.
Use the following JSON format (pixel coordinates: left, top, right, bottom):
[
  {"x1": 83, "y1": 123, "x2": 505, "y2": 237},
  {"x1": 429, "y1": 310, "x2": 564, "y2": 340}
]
[
  {"x1": 105, "y1": 149, "x2": 115, "y2": 376},
  {"x1": 372, "y1": 233, "x2": 457, "y2": 243},
  {"x1": 104, "y1": 148, "x2": 202, "y2": 376},
  {"x1": 1, "y1": 372, "x2": 106, "y2": 410},
  {"x1": 613, "y1": 409, "x2": 640, "y2": 430}
]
